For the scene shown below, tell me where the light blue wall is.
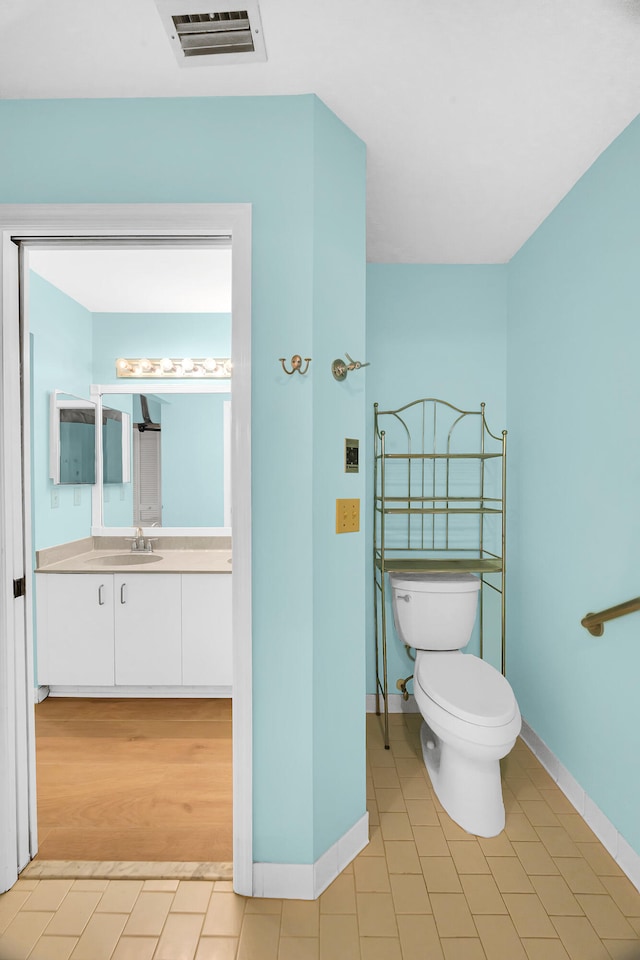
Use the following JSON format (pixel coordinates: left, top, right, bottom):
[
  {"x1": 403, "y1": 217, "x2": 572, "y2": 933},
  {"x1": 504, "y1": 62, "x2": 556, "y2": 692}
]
[
  {"x1": 29, "y1": 273, "x2": 94, "y2": 551},
  {"x1": 0, "y1": 95, "x2": 367, "y2": 869},
  {"x1": 507, "y1": 114, "x2": 640, "y2": 856},
  {"x1": 365, "y1": 265, "x2": 508, "y2": 695}
]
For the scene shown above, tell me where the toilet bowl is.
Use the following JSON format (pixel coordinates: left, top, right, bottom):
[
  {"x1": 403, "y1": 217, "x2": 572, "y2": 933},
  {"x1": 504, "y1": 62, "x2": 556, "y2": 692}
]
[{"x1": 389, "y1": 572, "x2": 521, "y2": 837}]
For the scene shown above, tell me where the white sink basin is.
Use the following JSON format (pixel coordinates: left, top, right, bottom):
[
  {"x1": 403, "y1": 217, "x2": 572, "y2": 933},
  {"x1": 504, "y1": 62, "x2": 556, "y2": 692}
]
[{"x1": 86, "y1": 554, "x2": 163, "y2": 566}]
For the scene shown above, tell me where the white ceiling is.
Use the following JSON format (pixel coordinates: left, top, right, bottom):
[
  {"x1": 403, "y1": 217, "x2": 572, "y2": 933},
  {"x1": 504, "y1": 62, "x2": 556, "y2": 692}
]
[
  {"x1": 2, "y1": 0, "x2": 640, "y2": 263},
  {"x1": 28, "y1": 248, "x2": 232, "y2": 312}
]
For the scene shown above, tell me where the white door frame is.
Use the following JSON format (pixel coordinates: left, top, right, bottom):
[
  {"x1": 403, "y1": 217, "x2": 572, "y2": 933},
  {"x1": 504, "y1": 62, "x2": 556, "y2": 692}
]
[{"x1": 0, "y1": 204, "x2": 253, "y2": 896}]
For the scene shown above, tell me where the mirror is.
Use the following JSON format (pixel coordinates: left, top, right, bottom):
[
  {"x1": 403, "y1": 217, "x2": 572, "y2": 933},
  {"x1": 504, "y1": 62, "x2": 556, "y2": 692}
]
[
  {"x1": 50, "y1": 391, "x2": 130, "y2": 486},
  {"x1": 98, "y1": 390, "x2": 231, "y2": 530}
]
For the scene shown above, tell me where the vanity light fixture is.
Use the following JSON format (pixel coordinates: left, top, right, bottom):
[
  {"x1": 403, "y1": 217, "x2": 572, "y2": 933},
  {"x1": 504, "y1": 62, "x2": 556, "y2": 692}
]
[{"x1": 115, "y1": 357, "x2": 232, "y2": 379}]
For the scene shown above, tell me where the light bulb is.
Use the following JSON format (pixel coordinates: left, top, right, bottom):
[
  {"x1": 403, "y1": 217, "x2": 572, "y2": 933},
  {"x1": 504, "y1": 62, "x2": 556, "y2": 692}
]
[
  {"x1": 140, "y1": 358, "x2": 152, "y2": 373},
  {"x1": 203, "y1": 358, "x2": 218, "y2": 373},
  {"x1": 116, "y1": 358, "x2": 130, "y2": 373},
  {"x1": 223, "y1": 359, "x2": 232, "y2": 375},
  {"x1": 182, "y1": 358, "x2": 195, "y2": 373},
  {"x1": 160, "y1": 358, "x2": 173, "y2": 373}
]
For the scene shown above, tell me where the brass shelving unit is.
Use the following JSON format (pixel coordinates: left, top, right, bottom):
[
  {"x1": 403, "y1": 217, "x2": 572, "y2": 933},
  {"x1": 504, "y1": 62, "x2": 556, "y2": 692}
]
[{"x1": 373, "y1": 398, "x2": 507, "y2": 749}]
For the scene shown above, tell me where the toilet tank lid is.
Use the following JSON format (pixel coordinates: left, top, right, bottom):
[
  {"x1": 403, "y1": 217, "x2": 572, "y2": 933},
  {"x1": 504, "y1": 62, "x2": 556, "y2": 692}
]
[
  {"x1": 416, "y1": 653, "x2": 517, "y2": 726},
  {"x1": 389, "y1": 572, "x2": 481, "y2": 593}
]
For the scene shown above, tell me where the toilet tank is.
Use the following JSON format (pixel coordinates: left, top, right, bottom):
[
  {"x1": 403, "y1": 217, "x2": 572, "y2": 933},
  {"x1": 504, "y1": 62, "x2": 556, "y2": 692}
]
[{"x1": 389, "y1": 572, "x2": 481, "y2": 651}]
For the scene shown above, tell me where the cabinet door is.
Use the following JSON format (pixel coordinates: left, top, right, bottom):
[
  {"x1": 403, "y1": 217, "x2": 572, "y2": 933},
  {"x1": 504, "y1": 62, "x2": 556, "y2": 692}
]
[
  {"x1": 114, "y1": 574, "x2": 182, "y2": 685},
  {"x1": 36, "y1": 574, "x2": 114, "y2": 685},
  {"x1": 182, "y1": 574, "x2": 232, "y2": 686}
]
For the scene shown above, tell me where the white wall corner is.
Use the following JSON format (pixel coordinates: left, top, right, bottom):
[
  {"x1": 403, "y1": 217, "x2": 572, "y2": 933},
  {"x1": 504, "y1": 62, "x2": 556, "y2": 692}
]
[
  {"x1": 520, "y1": 719, "x2": 640, "y2": 892},
  {"x1": 252, "y1": 811, "x2": 369, "y2": 900},
  {"x1": 366, "y1": 693, "x2": 419, "y2": 714}
]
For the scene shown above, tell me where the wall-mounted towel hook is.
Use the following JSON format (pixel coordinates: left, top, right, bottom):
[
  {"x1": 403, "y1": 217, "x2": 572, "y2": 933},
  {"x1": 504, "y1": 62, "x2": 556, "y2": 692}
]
[
  {"x1": 279, "y1": 354, "x2": 312, "y2": 375},
  {"x1": 331, "y1": 353, "x2": 370, "y2": 381}
]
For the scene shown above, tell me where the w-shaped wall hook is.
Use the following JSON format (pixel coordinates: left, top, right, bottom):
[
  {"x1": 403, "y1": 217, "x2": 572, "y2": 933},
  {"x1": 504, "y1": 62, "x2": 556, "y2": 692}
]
[
  {"x1": 331, "y1": 353, "x2": 370, "y2": 381},
  {"x1": 279, "y1": 354, "x2": 312, "y2": 375}
]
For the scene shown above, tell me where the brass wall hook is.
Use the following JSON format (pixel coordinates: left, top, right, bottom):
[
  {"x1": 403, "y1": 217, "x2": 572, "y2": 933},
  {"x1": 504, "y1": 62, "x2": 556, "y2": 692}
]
[
  {"x1": 279, "y1": 354, "x2": 312, "y2": 375},
  {"x1": 331, "y1": 353, "x2": 370, "y2": 381}
]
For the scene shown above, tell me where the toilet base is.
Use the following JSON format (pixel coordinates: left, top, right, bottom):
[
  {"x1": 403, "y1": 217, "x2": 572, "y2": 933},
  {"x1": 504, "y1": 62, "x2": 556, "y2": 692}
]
[{"x1": 420, "y1": 721, "x2": 506, "y2": 838}]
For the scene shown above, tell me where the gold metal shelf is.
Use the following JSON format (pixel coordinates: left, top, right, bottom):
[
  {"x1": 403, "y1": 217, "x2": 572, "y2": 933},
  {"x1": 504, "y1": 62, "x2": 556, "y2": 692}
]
[
  {"x1": 376, "y1": 557, "x2": 503, "y2": 574},
  {"x1": 379, "y1": 507, "x2": 502, "y2": 516},
  {"x1": 377, "y1": 452, "x2": 502, "y2": 460}
]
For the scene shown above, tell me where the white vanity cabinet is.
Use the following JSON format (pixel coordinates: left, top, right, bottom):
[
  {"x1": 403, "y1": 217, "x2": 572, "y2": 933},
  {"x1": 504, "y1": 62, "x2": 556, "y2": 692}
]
[
  {"x1": 182, "y1": 573, "x2": 232, "y2": 686},
  {"x1": 114, "y1": 574, "x2": 182, "y2": 685},
  {"x1": 36, "y1": 574, "x2": 115, "y2": 686},
  {"x1": 35, "y1": 570, "x2": 232, "y2": 691}
]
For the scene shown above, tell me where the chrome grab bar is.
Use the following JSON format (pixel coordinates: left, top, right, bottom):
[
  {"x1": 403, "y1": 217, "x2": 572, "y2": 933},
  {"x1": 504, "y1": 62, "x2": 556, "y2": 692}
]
[{"x1": 581, "y1": 596, "x2": 640, "y2": 636}]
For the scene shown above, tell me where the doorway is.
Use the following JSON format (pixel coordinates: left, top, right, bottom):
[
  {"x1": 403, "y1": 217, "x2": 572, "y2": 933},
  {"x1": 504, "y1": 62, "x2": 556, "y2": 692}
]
[{"x1": 0, "y1": 204, "x2": 253, "y2": 895}]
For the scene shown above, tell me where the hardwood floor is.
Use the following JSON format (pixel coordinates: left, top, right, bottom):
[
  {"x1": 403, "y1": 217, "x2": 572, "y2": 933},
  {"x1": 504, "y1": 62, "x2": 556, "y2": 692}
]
[{"x1": 34, "y1": 697, "x2": 232, "y2": 862}]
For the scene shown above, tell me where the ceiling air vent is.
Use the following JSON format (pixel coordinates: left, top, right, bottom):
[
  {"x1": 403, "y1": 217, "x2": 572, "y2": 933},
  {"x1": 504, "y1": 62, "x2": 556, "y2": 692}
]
[{"x1": 155, "y1": 0, "x2": 266, "y2": 66}]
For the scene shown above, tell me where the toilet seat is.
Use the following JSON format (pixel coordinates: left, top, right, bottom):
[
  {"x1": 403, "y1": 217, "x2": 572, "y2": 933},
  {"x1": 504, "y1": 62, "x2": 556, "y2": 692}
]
[{"x1": 415, "y1": 653, "x2": 517, "y2": 727}]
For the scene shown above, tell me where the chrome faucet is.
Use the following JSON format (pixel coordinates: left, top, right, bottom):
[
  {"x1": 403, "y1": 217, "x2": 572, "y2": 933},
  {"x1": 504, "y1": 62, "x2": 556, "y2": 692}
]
[{"x1": 128, "y1": 527, "x2": 156, "y2": 553}]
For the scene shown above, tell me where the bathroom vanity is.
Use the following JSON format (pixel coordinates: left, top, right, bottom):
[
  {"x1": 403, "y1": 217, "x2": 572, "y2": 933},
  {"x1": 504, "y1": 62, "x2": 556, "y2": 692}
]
[{"x1": 35, "y1": 537, "x2": 232, "y2": 695}]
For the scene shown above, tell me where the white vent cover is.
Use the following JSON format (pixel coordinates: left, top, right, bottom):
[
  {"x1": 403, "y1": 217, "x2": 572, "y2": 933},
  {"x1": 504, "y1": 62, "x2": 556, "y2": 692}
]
[{"x1": 155, "y1": 0, "x2": 266, "y2": 66}]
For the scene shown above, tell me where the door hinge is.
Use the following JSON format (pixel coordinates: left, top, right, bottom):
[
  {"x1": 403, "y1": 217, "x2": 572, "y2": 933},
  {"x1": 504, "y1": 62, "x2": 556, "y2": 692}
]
[{"x1": 13, "y1": 576, "x2": 26, "y2": 599}]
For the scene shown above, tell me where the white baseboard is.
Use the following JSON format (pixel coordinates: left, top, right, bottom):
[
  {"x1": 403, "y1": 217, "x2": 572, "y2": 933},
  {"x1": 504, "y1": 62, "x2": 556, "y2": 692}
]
[
  {"x1": 520, "y1": 719, "x2": 640, "y2": 892},
  {"x1": 252, "y1": 812, "x2": 369, "y2": 900},
  {"x1": 46, "y1": 685, "x2": 232, "y2": 698},
  {"x1": 35, "y1": 685, "x2": 49, "y2": 703},
  {"x1": 366, "y1": 693, "x2": 419, "y2": 713}
]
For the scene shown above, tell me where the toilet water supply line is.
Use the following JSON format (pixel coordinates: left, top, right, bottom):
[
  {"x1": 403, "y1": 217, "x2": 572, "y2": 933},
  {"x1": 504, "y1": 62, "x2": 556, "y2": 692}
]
[{"x1": 396, "y1": 642, "x2": 415, "y2": 701}]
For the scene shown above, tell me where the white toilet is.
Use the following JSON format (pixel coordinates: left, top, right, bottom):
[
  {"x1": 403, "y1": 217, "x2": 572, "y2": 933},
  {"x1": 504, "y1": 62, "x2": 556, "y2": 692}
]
[{"x1": 389, "y1": 572, "x2": 521, "y2": 837}]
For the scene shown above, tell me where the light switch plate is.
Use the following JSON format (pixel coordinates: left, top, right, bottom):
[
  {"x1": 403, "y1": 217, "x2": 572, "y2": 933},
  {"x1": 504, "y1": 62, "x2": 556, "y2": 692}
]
[{"x1": 336, "y1": 498, "x2": 360, "y2": 533}]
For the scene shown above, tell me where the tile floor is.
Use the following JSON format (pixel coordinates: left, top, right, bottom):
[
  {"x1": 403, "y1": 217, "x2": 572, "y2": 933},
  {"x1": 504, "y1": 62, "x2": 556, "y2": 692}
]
[{"x1": 1, "y1": 711, "x2": 639, "y2": 959}]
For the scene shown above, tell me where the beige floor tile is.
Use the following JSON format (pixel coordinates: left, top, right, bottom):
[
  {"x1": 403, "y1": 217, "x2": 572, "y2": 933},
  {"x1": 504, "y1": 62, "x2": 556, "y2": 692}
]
[
  {"x1": 503, "y1": 892, "x2": 557, "y2": 938},
  {"x1": 395, "y1": 757, "x2": 426, "y2": 779},
  {"x1": 171, "y1": 880, "x2": 215, "y2": 914},
  {"x1": 361, "y1": 826, "x2": 385, "y2": 858},
  {"x1": 354, "y1": 856, "x2": 390, "y2": 892},
  {"x1": 215, "y1": 882, "x2": 235, "y2": 893},
  {"x1": 535, "y1": 827, "x2": 581, "y2": 858},
  {"x1": 368, "y1": 748, "x2": 396, "y2": 768},
  {"x1": 194, "y1": 937, "x2": 239, "y2": 960},
  {"x1": 438, "y1": 812, "x2": 475, "y2": 842},
  {"x1": 13, "y1": 880, "x2": 39, "y2": 892},
  {"x1": 536, "y1": 790, "x2": 577, "y2": 816},
  {"x1": 430, "y1": 893, "x2": 477, "y2": 938},
  {"x1": 389, "y1": 873, "x2": 431, "y2": 914},
  {"x1": 359, "y1": 935, "x2": 403, "y2": 959},
  {"x1": 554, "y1": 857, "x2": 607, "y2": 894},
  {"x1": 237, "y1": 913, "x2": 281, "y2": 960},
  {"x1": 111, "y1": 938, "x2": 159, "y2": 960},
  {"x1": 487, "y1": 856, "x2": 535, "y2": 893},
  {"x1": 601, "y1": 938, "x2": 640, "y2": 959},
  {"x1": 628, "y1": 917, "x2": 640, "y2": 936},
  {"x1": 96, "y1": 880, "x2": 143, "y2": 914},
  {"x1": 202, "y1": 893, "x2": 247, "y2": 937},
  {"x1": 474, "y1": 913, "x2": 528, "y2": 959},
  {"x1": 530, "y1": 875, "x2": 584, "y2": 916},
  {"x1": 576, "y1": 843, "x2": 625, "y2": 878},
  {"x1": 319, "y1": 874, "x2": 356, "y2": 915},
  {"x1": 71, "y1": 880, "x2": 110, "y2": 892},
  {"x1": 441, "y1": 939, "x2": 488, "y2": 960},
  {"x1": 372, "y1": 767, "x2": 401, "y2": 789},
  {"x1": 384, "y1": 840, "x2": 422, "y2": 874},
  {"x1": 368, "y1": 800, "x2": 380, "y2": 827},
  {"x1": 601, "y1": 876, "x2": 640, "y2": 917},
  {"x1": 28, "y1": 936, "x2": 79, "y2": 960},
  {"x1": 460, "y1": 874, "x2": 507, "y2": 914},
  {"x1": 512, "y1": 840, "x2": 559, "y2": 875},
  {"x1": 0, "y1": 889, "x2": 39, "y2": 933},
  {"x1": 20, "y1": 879, "x2": 73, "y2": 912},
  {"x1": 122, "y1": 891, "x2": 174, "y2": 937},
  {"x1": 413, "y1": 825, "x2": 450, "y2": 857},
  {"x1": 0, "y1": 911, "x2": 54, "y2": 960},
  {"x1": 551, "y1": 915, "x2": 611, "y2": 960},
  {"x1": 319, "y1": 914, "x2": 360, "y2": 960},
  {"x1": 397, "y1": 914, "x2": 444, "y2": 960},
  {"x1": 154, "y1": 912, "x2": 205, "y2": 960},
  {"x1": 556, "y1": 815, "x2": 599, "y2": 843},
  {"x1": 356, "y1": 891, "x2": 399, "y2": 937},
  {"x1": 379, "y1": 811, "x2": 414, "y2": 841},
  {"x1": 45, "y1": 891, "x2": 103, "y2": 937},
  {"x1": 526, "y1": 767, "x2": 558, "y2": 791},
  {"x1": 448, "y1": 840, "x2": 490, "y2": 875},
  {"x1": 507, "y1": 780, "x2": 544, "y2": 802},
  {"x1": 477, "y1": 834, "x2": 516, "y2": 858},
  {"x1": 421, "y1": 857, "x2": 463, "y2": 893},
  {"x1": 575, "y1": 894, "x2": 638, "y2": 940},
  {"x1": 244, "y1": 899, "x2": 282, "y2": 915},
  {"x1": 521, "y1": 938, "x2": 571, "y2": 959},
  {"x1": 503, "y1": 789, "x2": 524, "y2": 814},
  {"x1": 505, "y1": 814, "x2": 540, "y2": 842},
  {"x1": 70, "y1": 911, "x2": 128, "y2": 960},
  {"x1": 405, "y1": 798, "x2": 440, "y2": 825},
  {"x1": 278, "y1": 936, "x2": 319, "y2": 959},
  {"x1": 519, "y1": 801, "x2": 561, "y2": 827},
  {"x1": 280, "y1": 899, "x2": 319, "y2": 937},
  {"x1": 401, "y1": 778, "x2": 432, "y2": 799},
  {"x1": 143, "y1": 880, "x2": 180, "y2": 892},
  {"x1": 374, "y1": 788, "x2": 406, "y2": 813}
]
